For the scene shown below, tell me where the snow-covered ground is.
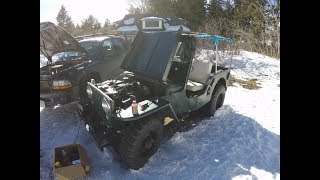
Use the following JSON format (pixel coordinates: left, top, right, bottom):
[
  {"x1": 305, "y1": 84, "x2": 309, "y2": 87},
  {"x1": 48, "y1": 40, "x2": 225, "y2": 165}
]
[{"x1": 40, "y1": 50, "x2": 280, "y2": 180}]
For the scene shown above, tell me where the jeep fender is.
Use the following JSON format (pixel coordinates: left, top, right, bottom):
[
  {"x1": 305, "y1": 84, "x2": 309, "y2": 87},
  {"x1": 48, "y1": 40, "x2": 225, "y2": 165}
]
[
  {"x1": 114, "y1": 102, "x2": 179, "y2": 123},
  {"x1": 206, "y1": 70, "x2": 230, "y2": 96}
]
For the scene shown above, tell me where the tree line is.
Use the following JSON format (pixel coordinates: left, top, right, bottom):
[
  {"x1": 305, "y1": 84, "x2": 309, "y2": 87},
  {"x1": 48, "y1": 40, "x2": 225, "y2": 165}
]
[
  {"x1": 128, "y1": 0, "x2": 280, "y2": 58},
  {"x1": 55, "y1": 5, "x2": 116, "y2": 36},
  {"x1": 55, "y1": 0, "x2": 280, "y2": 58}
]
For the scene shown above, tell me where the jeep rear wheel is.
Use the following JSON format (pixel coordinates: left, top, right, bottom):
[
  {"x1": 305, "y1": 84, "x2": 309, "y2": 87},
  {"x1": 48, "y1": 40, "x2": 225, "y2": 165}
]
[
  {"x1": 119, "y1": 118, "x2": 163, "y2": 170},
  {"x1": 205, "y1": 84, "x2": 226, "y2": 116}
]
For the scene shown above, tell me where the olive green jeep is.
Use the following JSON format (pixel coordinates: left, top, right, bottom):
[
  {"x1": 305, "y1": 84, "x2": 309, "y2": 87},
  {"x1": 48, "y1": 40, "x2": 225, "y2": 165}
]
[{"x1": 77, "y1": 29, "x2": 232, "y2": 169}]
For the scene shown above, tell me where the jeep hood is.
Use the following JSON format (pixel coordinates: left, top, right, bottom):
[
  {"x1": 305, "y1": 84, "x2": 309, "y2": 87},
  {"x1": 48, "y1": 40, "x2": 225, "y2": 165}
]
[
  {"x1": 120, "y1": 30, "x2": 182, "y2": 80},
  {"x1": 40, "y1": 21, "x2": 87, "y2": 62}
]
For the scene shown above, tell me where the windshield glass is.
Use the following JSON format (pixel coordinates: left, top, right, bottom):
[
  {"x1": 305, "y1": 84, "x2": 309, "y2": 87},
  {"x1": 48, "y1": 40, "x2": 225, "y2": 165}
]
[
  {"x1": 80, "y1": 41, "x2": 99, "y2": 57},
  {"x1": 55, "y1": 51, "x2": 82, "y2": 60},
  {"x1": 40, "y1": 51, "x2": 83, "y2": 68},
  {"x1": 52, "y1": 51, "x2": 83, "y2": 62}
]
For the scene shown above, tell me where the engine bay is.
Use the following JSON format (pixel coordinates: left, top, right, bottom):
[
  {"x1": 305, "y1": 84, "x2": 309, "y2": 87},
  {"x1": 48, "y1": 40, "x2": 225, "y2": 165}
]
[{"x1": 95, "y1": 72, "x2": 165, "y2": 110}]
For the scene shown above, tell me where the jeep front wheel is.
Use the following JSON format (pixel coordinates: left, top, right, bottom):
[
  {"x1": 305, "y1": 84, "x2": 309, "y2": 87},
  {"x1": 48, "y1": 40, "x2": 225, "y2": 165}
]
[{"x1": 119, "y1": 118, "x2": 163, "y2": 170}]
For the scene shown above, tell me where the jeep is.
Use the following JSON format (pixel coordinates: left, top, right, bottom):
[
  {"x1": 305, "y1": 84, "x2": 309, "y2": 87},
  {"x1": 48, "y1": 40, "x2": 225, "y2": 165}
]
[{"x1": 77, "y1": 28, "x2": 232, "y2": 169}]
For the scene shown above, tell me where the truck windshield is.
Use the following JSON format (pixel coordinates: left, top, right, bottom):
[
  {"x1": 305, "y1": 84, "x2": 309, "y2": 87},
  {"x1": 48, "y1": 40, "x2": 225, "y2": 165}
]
[{"x1": 80, "y1": 41, "x2": 99, "y2": 57}]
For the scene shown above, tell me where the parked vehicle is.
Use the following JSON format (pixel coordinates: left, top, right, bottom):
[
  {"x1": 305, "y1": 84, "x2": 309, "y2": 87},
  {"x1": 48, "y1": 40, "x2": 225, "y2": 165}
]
[
  {"x1": 40, "y1": 22, "x2": 129, "y2": 106},
  {"x1": 77, "y1": 28, "x2": 233, "y2": 169}
]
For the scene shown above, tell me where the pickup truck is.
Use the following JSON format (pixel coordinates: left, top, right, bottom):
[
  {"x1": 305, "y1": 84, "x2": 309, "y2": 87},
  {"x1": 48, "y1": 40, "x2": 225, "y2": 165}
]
[{"x1": 40, "y1": 22, "x2": 129, "y2": 106}]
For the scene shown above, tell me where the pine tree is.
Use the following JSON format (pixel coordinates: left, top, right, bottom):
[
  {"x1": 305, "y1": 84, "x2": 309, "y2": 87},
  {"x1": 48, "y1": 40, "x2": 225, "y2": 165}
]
[
  {"x1": 128, "y1": 5, "x2": 143, "y2": 15},
  {"x1": 56, "y1": 5, "x2": 75, "y2": 33},
  {"x1": 147, "y1": 0, "x2": 175, "y2": 16},
  {"x1": 73, "y1": 24, "x2": 83, "y2": 36},
  {"x1": 127, "y1": 0, "x2": 148, "y2": 14},
  {"x1": 98, "y1": 19, "x2": 112, "y2": 33},
  {"x1": 103, "y1": 19, "x2": 111, "y2": 29},
  {"x1": 80, "y1": 15, "x2": 101, "y2": 34},
  {"x1": 233, "y1": 0, "x2": 267, "y2": 37},
  {"x1": 207, "y1": 0, "x2": 225, "y2": 19},
  {"x1": 205, "y1": 0, "x2": 235, "y2": 36},
  {"x1": 174, "y1": 0, "x2": 206, "y2": 30}
]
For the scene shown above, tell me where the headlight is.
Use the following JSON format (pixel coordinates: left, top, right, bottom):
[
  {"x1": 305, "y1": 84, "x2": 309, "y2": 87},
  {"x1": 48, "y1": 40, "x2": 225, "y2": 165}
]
[
  {"x1": 102, "y1": 97, "x2": 111, "y2": 117},
  {"x1": 52, "y1": 80, "x2": 72, "y2": 90},
  {"x1": 86, "y1": 85, "x2": 93, "y2": 99}
]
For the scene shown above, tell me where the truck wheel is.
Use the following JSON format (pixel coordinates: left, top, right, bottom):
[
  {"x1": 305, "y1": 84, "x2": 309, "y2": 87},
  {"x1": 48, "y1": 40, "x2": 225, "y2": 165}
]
[
  {"x1": 79, "y1": 74, "x2": 101, "y2": 106},
  {"x1": 119, "y1": 118, "x2": 163, "y2": 170},
  {"x1": 205, "y1": 84, "x2": 226, "y2": 116}
]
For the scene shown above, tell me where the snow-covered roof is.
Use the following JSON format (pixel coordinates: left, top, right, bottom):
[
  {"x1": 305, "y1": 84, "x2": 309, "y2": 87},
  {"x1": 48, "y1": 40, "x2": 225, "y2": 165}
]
[
  {"x1": 79, "y1": 36, "x2": 111, "y2": 42},
  {"x1": 124, "y1": 18, "x2": 135, "y2": 25},
  {"x1": 116, "y1": 25, "x2": 139, "y2": 32},
  {"x1": 141, "y1": 17, "x2": 165, "y2": 21},
  {"x1": 163, "y1": 23, "x2": 190, "y2": 32},
  {"x1": 116, "y1": 14, "x2": 190, "y2": 33}
]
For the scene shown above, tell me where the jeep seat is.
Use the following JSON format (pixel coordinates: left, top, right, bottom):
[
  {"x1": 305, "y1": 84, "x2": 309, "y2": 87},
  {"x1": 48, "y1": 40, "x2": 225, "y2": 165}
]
[{"x1": 186, "y1": 59, "x2": 213, "y2": 92}]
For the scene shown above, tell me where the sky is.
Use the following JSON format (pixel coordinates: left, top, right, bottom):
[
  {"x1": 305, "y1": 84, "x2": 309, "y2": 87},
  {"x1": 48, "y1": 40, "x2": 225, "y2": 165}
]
[{"x1": 40, "y1": 0, "x2": 130, "y2": 25}]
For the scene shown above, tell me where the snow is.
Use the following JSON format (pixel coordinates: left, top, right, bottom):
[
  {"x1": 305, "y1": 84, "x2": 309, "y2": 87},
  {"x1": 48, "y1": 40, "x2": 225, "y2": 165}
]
[
  {"x1": 232, "y1": 167, "x2": 280, "y2": 180},
  {"x1": 164, "y1": 23, "x2": 191, "y2": 32},
  {"x1": 116, "y1": 25, "x2": 139, "y2": 32},
  {"x1": 123, "y1": 18, "x2": 135, "y2": 25},
  {"x1": 40, "y1": 50, "x2": 280, "y2": 179},
  {"x1": 197, "y1": 49, "x2": 280, "y2": 81},
  {"x1": 141, "y1": 17, "x2": 164, "y2": 21},
  {"x1": 116, "y1": 23, "x2": 191, "y2": 33}
]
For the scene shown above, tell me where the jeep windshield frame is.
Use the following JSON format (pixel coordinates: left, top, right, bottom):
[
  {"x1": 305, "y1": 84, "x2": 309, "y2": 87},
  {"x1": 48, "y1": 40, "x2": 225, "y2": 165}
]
[{"x1": 120, "y1": 29, "x2": 183, "y2": 81}]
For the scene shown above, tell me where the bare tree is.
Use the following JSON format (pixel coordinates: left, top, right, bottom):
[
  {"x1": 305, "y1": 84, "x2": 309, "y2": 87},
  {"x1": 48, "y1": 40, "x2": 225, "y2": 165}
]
[{"x1": 126, "y1": 0, "x2": 148, "y2": 13}]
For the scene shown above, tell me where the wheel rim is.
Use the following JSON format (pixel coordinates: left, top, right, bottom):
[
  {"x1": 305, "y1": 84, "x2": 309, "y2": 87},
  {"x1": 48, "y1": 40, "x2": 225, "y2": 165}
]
[{"x1": 142, "y1": 134, "x2": 156, "y2": 156}]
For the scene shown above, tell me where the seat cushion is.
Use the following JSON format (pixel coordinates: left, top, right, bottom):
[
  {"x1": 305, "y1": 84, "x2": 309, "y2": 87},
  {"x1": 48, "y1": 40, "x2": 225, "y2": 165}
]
[
  {"x1": 188, "y1": 59, "x2": 213, "y2": 84},
  {"x1": 186, "y1": 80, "x2": 204, "y2": 92}
]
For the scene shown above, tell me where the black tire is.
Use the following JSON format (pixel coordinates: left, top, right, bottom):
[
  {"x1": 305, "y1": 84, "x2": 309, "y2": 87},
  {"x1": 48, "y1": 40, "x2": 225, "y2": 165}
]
[
  {"x1": 119, "y1": 118, "x2": 163, "y2": 170},
  {"x1": 79, "y1": 74, "x2": 101, "y2": 106},
  {"x1": 205, "y1": 84, "x2": 226, "y2": 116}
]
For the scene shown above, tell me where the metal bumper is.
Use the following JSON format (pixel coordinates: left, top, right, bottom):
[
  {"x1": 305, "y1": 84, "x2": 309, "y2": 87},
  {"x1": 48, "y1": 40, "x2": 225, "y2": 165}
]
[{"x1": 76, "y1": 103, "x2": 109, "y2": 152}]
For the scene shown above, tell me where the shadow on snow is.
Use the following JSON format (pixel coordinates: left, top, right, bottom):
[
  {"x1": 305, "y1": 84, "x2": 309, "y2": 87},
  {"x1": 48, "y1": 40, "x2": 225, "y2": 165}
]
[{"x1": 40, "y1": 104, "x2": 279, "y2": 180}]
